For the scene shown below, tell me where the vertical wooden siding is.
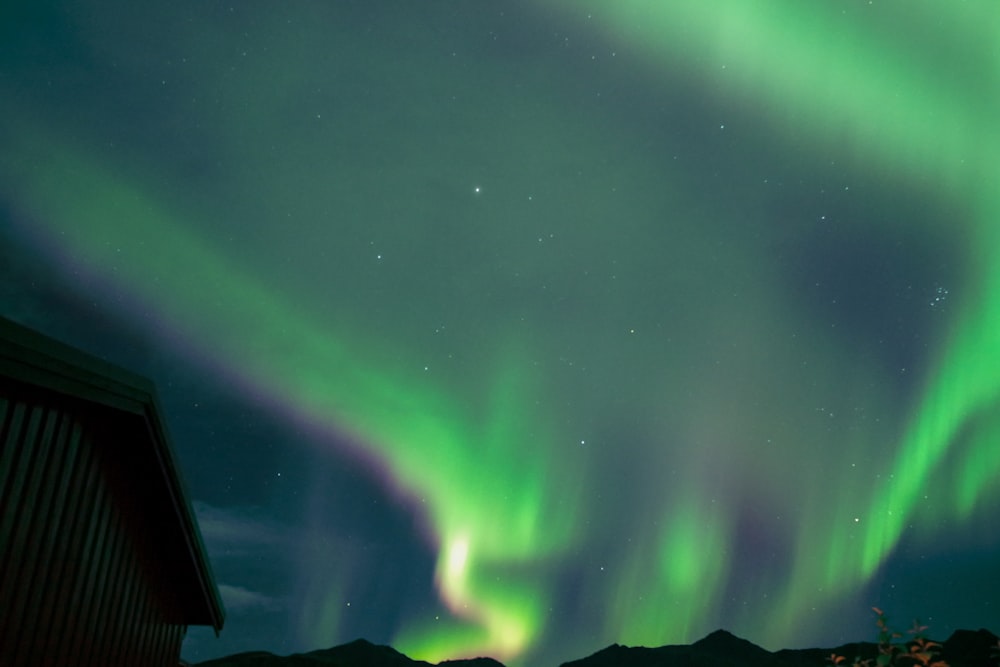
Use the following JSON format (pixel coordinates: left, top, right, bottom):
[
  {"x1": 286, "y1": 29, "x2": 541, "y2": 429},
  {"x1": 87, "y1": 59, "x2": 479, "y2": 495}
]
[{"x1": 0, "y1": 389, "x2": 187, "y2": 667}]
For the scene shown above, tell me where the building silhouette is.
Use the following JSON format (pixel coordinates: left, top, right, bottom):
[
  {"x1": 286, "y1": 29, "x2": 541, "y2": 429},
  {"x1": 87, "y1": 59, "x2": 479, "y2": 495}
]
[{"x1": 0, "y1": 316, "x2": 224, "y2": 666}]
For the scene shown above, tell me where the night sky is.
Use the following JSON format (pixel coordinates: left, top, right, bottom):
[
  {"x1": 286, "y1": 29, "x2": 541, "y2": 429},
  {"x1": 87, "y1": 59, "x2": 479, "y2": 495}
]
[{"x1": 2, "y1": 2, "x2": 998, "y2": 666}]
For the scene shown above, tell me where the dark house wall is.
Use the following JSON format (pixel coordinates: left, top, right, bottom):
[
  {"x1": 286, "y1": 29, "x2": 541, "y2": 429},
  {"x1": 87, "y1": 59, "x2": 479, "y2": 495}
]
[{"x1": 0, "y1": 318, "x2": 223, "y2": 667}]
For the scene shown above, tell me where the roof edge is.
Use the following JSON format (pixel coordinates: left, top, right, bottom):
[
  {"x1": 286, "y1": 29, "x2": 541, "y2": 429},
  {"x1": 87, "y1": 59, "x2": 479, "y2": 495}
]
[{"x1": 0, "y1": 315, "x2": 225, "y2": 631}]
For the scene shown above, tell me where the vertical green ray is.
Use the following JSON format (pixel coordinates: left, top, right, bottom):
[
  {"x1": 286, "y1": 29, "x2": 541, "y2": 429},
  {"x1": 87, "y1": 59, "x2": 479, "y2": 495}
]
[
  {"x1": 607, "y1": 486, "x2": 731, "y2": 647},
  {"x1": 549, "y1": 0, "x2": 1000, "y2": 646}
]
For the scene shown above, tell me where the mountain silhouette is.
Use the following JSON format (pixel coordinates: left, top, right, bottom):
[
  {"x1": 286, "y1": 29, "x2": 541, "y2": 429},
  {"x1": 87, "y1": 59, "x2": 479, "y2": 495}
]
[
  {"x1": 558, "y1": 628, "x2": 772, "y2": 667},
  {"x1": 561, "y1": 627, "x2": 999, "y2": 667},
  {"x1": 191, "y1": 628, "x2": 998, "y2": 667},
  {"x1": 192, "y1": 638, "x2": 504, "y2": 667}
]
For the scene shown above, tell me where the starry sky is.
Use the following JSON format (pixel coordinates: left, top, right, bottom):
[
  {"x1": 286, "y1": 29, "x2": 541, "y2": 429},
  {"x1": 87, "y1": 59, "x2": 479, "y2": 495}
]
[{"x1": 2, "y1": 1, "x2": 999, "y2": 666}]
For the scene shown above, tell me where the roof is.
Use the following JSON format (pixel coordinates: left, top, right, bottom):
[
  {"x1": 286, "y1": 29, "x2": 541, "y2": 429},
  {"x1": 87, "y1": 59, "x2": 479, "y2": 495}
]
[{"x1": 0, "y1": 315, "x2": 225, "y2": 633}]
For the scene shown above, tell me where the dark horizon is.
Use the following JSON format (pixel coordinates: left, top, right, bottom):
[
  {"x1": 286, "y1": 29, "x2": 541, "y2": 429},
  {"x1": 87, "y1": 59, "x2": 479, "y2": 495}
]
[{"x1": 188, "y1": 625, "x2": 1000, "y2": 667}]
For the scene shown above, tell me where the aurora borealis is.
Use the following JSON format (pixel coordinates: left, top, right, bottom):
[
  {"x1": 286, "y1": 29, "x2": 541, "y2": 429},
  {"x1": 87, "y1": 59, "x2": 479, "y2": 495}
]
[{"x1": 2, "y1": 1, "x2": 998, "y2": 665}]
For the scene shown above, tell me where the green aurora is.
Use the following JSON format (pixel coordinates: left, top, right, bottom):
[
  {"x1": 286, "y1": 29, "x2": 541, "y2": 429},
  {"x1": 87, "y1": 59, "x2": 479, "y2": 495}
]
[{"x1": 1, "y1": 2, "x2": 998, "y2": 665}]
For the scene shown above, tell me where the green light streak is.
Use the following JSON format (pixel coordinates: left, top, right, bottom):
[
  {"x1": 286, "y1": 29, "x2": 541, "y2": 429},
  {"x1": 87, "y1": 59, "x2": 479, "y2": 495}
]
[
  {"x1": 0, "y1": 115, "x2": 572, "y2": 663},
  {"x1": 549, "y1": 0, "x2": 998, "y2": 195},
  {"x1": 548, "y1": 0, "x2": 1000, "y2": 648},
  {"x1": 954, "y1": 415, "x2": 1000, "y2": 520},
  {"x1": 395, "y1": 533, "x2": 543, "y2": 662},
  {"x1": 609, "y1": 496, "x2": 731, "y2": 647},
  {"x1": 865, "y1": 200, "x2": 1000, "y2": 553}
]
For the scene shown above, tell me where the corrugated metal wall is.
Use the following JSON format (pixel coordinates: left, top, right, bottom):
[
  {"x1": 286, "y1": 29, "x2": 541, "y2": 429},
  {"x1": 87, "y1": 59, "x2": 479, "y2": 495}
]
[{"x1": 0, "y1": 386, "x2": 187, "y2": 666}]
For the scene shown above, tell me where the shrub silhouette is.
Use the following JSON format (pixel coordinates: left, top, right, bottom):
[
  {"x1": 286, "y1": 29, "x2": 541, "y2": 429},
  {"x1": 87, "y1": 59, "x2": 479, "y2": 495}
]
[{"x1": 827, "y1": 608, "x2": 948, "y2": 667}]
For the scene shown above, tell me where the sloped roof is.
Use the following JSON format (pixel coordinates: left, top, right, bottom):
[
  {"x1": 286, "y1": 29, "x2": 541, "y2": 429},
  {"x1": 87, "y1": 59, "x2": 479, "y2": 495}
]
[{"x1": 0, "y1": 316, "x2": 225, "y2": 633}]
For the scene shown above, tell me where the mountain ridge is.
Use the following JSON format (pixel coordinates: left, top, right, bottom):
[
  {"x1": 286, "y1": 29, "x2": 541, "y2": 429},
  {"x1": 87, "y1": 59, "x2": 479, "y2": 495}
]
[{"x1": 190, "y1": 627, "x2": 999, "y2": 667}]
